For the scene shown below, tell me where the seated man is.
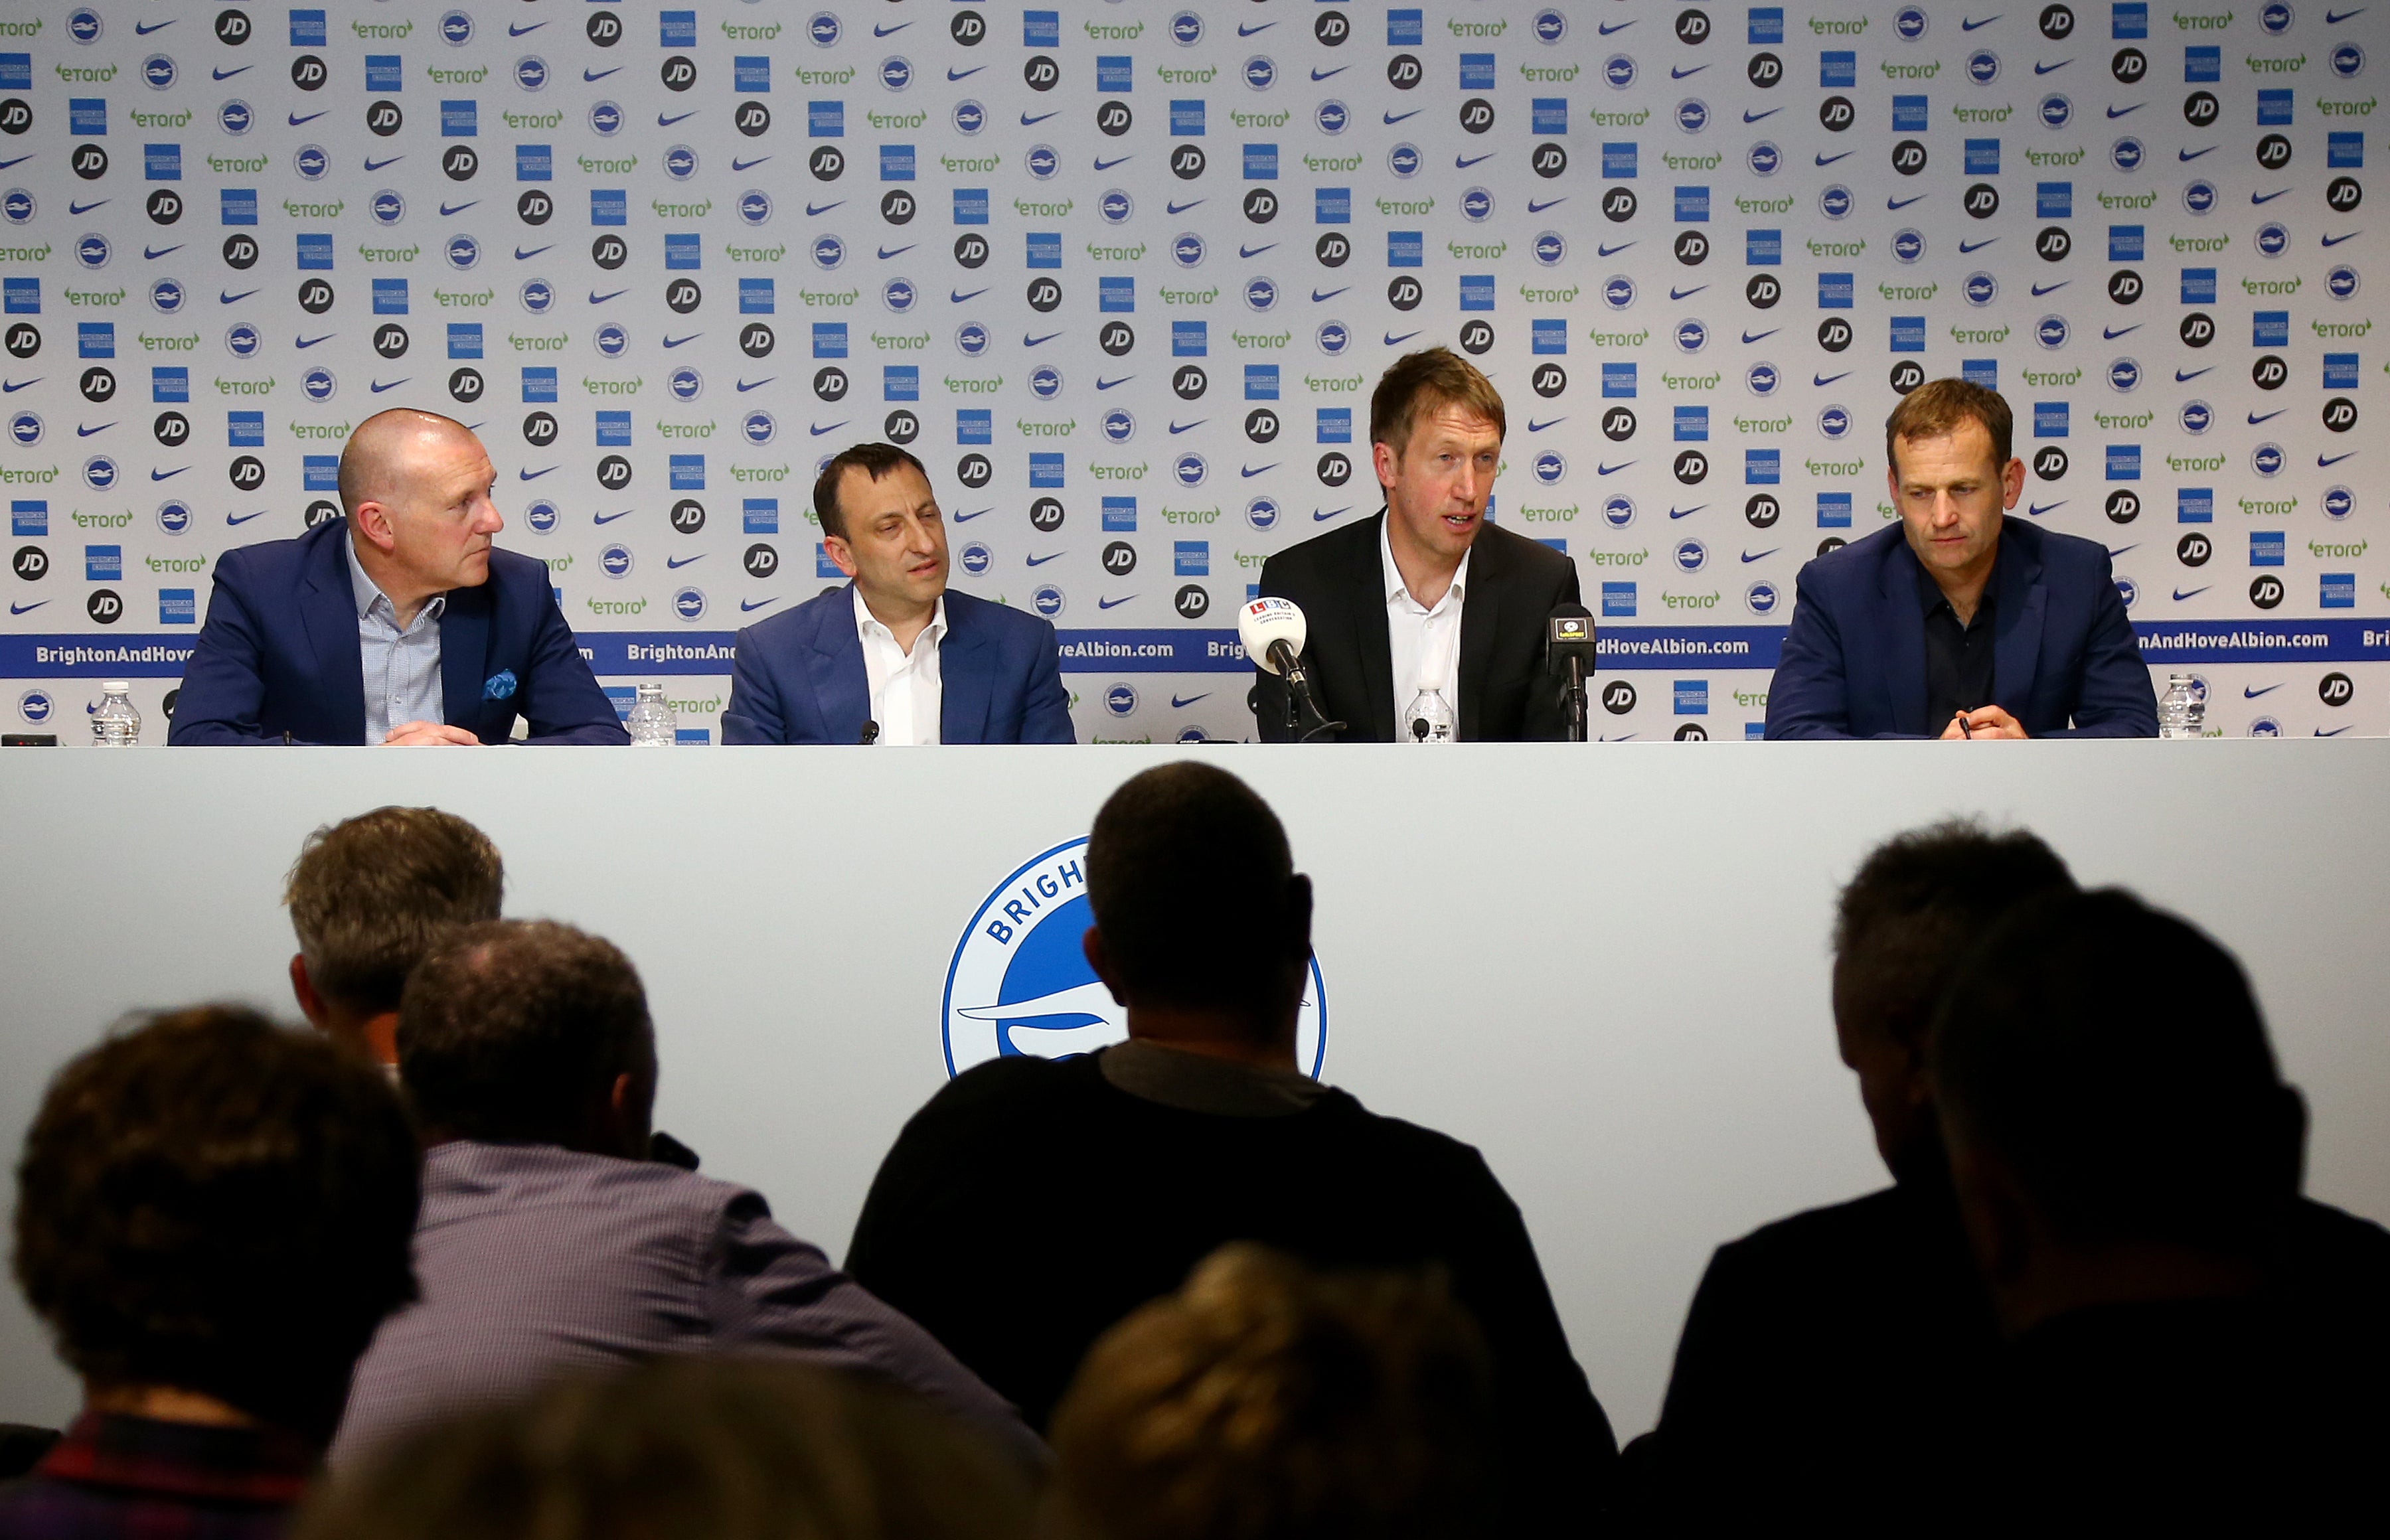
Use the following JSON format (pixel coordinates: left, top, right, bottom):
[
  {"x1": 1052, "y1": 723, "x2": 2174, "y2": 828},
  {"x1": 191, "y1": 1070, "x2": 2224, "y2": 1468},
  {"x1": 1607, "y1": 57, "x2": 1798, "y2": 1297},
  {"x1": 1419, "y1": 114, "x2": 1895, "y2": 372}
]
[
  {"x1": 1251, "y1": 348, "x2": 1581, "y2": 741},
  {"x1": 846, "y1": 763, "x2": 1615, "y2": 1531},
  {"x1": 1765, "y1": 379, "x2": 2158, "y2": 739},
  {"x1": 1, "y1": 1008, "x2": 420, "y2": 1537},
  {"x1": 170, "y1": 408, "x2": 627, "y2": 745},
  {"x1": 284, "y1": 805, "x2": 505, "y2": 1069},
  {"x1": 333, "y1": 919, "x2": 1036, "y2": 1468},
  {"x1": 722, "y1": 443, "x2": 1073, "y2": 743},
  {"x1": 1935, "y1": 889, "x2": 2390, "y2": 1524}
]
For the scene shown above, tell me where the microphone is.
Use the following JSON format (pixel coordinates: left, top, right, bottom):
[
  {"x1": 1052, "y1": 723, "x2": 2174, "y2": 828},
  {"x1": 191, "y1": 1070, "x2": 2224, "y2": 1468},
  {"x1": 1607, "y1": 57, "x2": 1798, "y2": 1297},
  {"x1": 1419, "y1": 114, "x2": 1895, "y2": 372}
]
[
  {"x1": 1545, "y1": 603, "x2": 1597, "y2": 743},
  {"x1": 1411, "y1": 717, "x2": 1431, "y2": 742},
  {"x1": 1239, "y1": 596, "x2": 1346, "y2": 742},
  {"x1": 858, "y1": 719, "x2": 880, "y2": 745}
]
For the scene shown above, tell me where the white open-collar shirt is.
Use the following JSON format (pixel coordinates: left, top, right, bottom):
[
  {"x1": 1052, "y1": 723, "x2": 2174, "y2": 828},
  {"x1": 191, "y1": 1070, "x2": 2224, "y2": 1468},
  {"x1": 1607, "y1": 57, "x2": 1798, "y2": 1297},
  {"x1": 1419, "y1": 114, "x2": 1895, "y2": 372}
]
[
  {"x1": 1379, "y1": 514, "x2": 1469, "y2": 731},
  {"x1": 854, "y1": 588, "x2": 947, "y2": 745}
]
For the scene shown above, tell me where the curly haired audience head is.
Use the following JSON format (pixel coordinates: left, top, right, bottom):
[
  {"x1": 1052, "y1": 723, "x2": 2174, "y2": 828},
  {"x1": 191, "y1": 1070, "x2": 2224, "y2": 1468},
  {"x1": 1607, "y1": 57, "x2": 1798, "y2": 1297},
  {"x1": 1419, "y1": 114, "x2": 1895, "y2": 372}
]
[{"x1": 1047, "y1": 1244, "x2": 1496, "y2": 1540}]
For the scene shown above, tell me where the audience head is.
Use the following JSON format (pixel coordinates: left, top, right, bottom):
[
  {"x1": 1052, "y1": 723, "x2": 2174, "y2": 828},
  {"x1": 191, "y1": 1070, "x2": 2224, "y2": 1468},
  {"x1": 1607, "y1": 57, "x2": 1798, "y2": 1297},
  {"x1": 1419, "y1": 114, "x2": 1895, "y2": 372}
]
[
  {"x1": 1831, "y1": 820, "x2": 2075, "y2": 1180},
  {"x1": 1048, "y1": 1243, "x2": 1495, "y2": 1540},
  {"x1": 13, "y1": 1006, "x2": 420, "y2": 1446},
  {"x1": 398, "y1": 919, "x2": 656, "y2": 1158},
  {"x1": 1084, "y1": 763, "x2": 1313, "y2": 1054},
  {"x1": 285, "y1": 805, "x2": 506, "y2": 1062},
  {"x1": 1931, "y1": 889, "x2": 2305, "y2": 1331},
  {"x1": 294, "y1": 1356, "x2": 1036, "y2": 1540},
  {"x1": 338, "y1": 409, "x2": 505, "y2": 603}
]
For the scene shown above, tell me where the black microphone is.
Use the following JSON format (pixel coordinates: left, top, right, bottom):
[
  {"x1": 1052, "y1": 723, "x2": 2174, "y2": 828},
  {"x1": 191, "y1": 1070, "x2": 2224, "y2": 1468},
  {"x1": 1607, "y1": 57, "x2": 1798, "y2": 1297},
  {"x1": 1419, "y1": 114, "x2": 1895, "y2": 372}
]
[
  {"x1": 858, "y1": 719, "x2": 880, "y2": 745},
  {"x1": 1545, "y1": 603, "x2": 1597, "y2": 743},
  {"x1": 1411, "y1": 717, "x2": 1431, "y2": 741}
]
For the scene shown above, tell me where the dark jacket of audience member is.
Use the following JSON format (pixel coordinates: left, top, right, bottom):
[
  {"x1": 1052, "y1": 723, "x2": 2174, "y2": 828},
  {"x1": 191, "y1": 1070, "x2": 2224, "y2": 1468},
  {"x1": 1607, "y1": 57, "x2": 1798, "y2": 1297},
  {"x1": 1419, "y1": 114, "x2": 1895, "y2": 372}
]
[
  {"x1": 848, "y1": 763, "x2": 1615, "y2": 1534},
  {"x1": 1048, "y1": 1244, "x2": 1496, "y2": 1540},
  {"x1": 1, "y1": 1008, "x2": 420, "y2": 1540},
  {"x1": 300, "y1": 1357, "x2": 1036, "y2": 1540},
  {"x1": 331, "y1": 921, "x2": 1040, "y2": 1472},
  {"x1": 1933, "y1": 889, "x2": 2390, "y2": 1529}
]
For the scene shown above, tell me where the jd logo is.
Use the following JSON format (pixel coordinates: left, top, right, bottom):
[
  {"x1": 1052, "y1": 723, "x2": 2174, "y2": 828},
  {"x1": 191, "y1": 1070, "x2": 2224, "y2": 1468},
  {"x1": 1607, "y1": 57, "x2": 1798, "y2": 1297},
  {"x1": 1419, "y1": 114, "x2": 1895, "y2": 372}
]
[{"x1": 942, "y1": 837, "x2": 1328, "y2": 1078}]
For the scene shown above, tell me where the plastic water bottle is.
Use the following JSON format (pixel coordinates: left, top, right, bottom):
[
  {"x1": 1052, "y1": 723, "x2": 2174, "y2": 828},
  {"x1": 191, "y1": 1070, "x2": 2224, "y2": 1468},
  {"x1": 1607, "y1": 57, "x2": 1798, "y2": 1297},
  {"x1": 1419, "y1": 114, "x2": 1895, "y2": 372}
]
[
  {"x1": 2158, "y1": 673, "x2": 2205, "y2": 739},
  {"x1": 90, "y1": 681, "x2": 141, "y2": 747},
  {"x1": 625, "y1": 683, "x2": 677, "y2": 747},
  {"x1": 1403, "y1": 688, "x2": 1455, "y2": 743}
]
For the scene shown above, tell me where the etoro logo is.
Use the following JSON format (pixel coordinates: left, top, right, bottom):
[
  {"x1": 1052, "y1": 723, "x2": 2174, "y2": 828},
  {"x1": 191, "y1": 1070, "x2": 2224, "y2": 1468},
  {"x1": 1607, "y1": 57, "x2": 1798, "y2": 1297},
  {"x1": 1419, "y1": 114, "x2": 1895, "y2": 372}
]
[{"x1": 941, "y1": 838, "x2": 1328, "y2": 1078}]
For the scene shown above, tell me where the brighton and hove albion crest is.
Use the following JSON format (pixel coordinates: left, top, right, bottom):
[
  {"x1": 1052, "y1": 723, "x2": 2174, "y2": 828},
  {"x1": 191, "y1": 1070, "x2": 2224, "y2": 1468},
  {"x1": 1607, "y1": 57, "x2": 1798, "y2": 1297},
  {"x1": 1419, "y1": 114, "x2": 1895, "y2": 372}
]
[{"x1": 942, "y1": 838, "x2": 1328, "y2": 1079}]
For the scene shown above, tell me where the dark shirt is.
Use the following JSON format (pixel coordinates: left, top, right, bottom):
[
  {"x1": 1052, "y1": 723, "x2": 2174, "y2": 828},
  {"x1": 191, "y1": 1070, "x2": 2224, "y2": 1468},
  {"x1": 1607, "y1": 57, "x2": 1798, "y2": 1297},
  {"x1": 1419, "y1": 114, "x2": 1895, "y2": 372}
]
[
  {"x1": 0, "y1": 1413, "x2": 312, "y2": 1540},
  {"x1": 1918, "y1": 564, "x2": 1996, "y2": 730},
  {"x1": 846, "y1": 1045, "x2": 1616, "y2": 1535}
]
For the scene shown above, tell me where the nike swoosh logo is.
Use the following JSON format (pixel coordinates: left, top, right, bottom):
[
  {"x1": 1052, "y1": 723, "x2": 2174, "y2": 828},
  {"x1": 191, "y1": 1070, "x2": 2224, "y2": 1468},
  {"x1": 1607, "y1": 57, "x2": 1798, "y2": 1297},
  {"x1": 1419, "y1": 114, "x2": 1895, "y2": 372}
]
[
  {"x1": 514, "y1": 246, "x2": 553, "y2": 260},
  {"x1": 438, "y1": 201, "x2": 478, "y2": 217},
  {"x1": 736, "y1": 378, "x2": 777, "y2": 392},
  {"x1": 1026, "y1": 552, "x2": 1065, "y2": 567},
  {"x1": 1813, "y1": 372, "x2": 1850, "y2": 386},
  {"x1": 1023, "y1": 332, "x2": 1064, "y2": 346},
  {"x1": 2323, "y1": 231, "x2": 2363, "y2": 246},
  {"x1": 133, "y1": 19, "x2": 174, "y2": 33},
  {"x1": 1741, "y1": 550, "x2": 1779, "y2": 563},
  {"x1": 1170, "y1": 693, "x2": 1212, "y2": 707},
  {"x1": 226, "y1": 511, "x2": 267, "y2": 526},
  {"x1": 1528, "y1": 418, "x2": 1567, "y2": 433},
  {"x1": 1815, "y1": 152, "x2": 1854, "y2": 166},
  {"x1": 363, "y1": 156, "x2": 403, "y2": 172},
  {"x1": 1456, "y1": 153, "x2": 1496, "y2": 169},
  {"x1": 1597, "y1": 242, "x2": 1637, "y2": 257},
  {"x1": 666, "y1": 556, "x2": 704, "y2": 569},
  {"x1": 2176, "y1": 368, "x2": 2214, "y2": 382},
  {"x1": 1670, "y1": 64, "x2": 1708, "y2": 78},
  {"x1": 518, "y1": 467, "x2": 556, "y2": 481},
  {"x1": 1887, "y1": 195, "x2": 1929, "y2": 211},
  {"x1": 370, "y1": 379, "x2": 410, "y2": 394},
  {"x1": 1669, "y1": 505, "x2": 1706, "y2": 519},
  {"x1": 2320, "y1": 452, "x2": 2357, "y2": 467},
  {"x1": 658, "y1": 112, "x2": 696, "y2": 127},
  {"x1": 2249, "y1": 409, "x2": 2286, "y2": 424},
  {"x1": 594, "y1": 510, "x2": 632, "y2": 524},
  {"x1": 877, "y1": 245, "x2": 917, "y2": 260},
  {"x1": 2246, "y1": 684, "x2": 2284, "y2": 698},
  {"x1": 1311, "y1": 66, "x2": 1347, "y2": 82},
  {"x1": 951, "y1": 507, "x2": 991, "y2": 522},
  {"x1": 288, "y1": 111, "x2": 327, "y2": 127},
  {"x1": 1166, "y1": 199, "x2": 1206, "y2": 214},
  {"x1": 1239, "y1": 21, "x2": 1278, "y2": 35},
  {"x1": 873, "y1": 21, "x2": 912, "y2": 36},
  {"x1": 2026, "y1": 502, "x2": 2067, "y2": 516},
  {"x1": 807, "y1": 421, "x2": 848, "y2": 436},
  {"x1": 1094, "y1": 156, "x2": 1132, "y2": 171},
  {"x1": 1313, "y1": 506, "x2": 1352, "y2": 522},
  {"x1": 1958, "y1": 238, "x2": 1998, "y2": 252},
  {"x1": 1671, "y1": 286, "x2": 1709, "y2": 300},
  {"x1": 2, "y1": 598, "x2": 50, "y2": 616},
  {"x1": 509, "y1": 21, "x2": 546, "y2": 36},
  {"x1": 2251, "y1": 189, "x2": 2290, "y2": 205},
  {"x1": 2316, "y1": 726, "x2": 2355, "y2": 737},
  {"x1": 1241, "y1": 464, "x2": 1279, "y2": 478},
  {"x1": 1598, "y1": 461, "x2": 1636, "y2": 475},
  {"x1": 1096, "y1": 376, "x2": 1133, "y2": 390},
  {"x1": 1741, "y1": 329, "x2": 1779, "y2": 343},
  {"x1": 1743, "y1": 108, "x2": 1781, "y2": 123},
  {"x1": 1311, "y1": 287, "x2": 1349, "y2": 302},
  {"x1": 584, "y1": 68, "x2": 623, "y2": 83},
  {"x1": 589, "y1": 290, "x2": 627, "y2": 305},
  {"x1": 1099, "y1": 594, "x2": 1138, "y2": 608},
  {"x1": 1384, "y1": 110, "x2": 1422, "y2": 125},
  {"x1": 662, "y1": 334, "x2": 701, "y2": 348},
  {"x1": 212, "y1": 66, "x2": 251, "y2": 82},
  {"x1": 0, "y1": 155, "x2": 26, "y2": 172},
  {"x1": 2031, "y1": 281, "x2": 2069, "y2": 295},
  {"x1": 2179, "y1": 145, "x2": 2217, "y2": 161},
  {"x1": 2105, "y1": 104, "x2": 2144, "y2": 118},
  {"x1": 805, "y1": 202, "x2": 844, "y2": 216},
  {"x1": 1021, "y1": 111, "x2": 1060, "y2": 127},
  {"x1": 1384, "y1": 331, "x2": 1421, "y2": 346},
  {"x1": 947, "y1": 67, "x2": 987, "y2": 82},
  {"x1": 1962, "y1": 15, "x2": 2004, "y2": 30},
  {"x1": 741, "y1": 597, "x2": 777, "y2": 611},
  {"x1": 732, "y1": 157, "x2": 771, "y2": 172},
  {"x1": 0, "y1": 379, "x2": 35, "y2": 393},
  {"x1": 295, "y1": 334, "x2": 334, "y2": 349},
  {"x1": 75, "y1": 423, "x2": 116, "y2": 437},
  {"x1": 149, "y1": 467, "x2": 187, "y2": 481},
  {"x1": 1169, "y1": 420, "x2": 1206, "y2": 434},
  {"x1": 2327, "y1": 7, "x2": 2369, "y2": 21},
  {"x1": 2103, "y1": 326, "x2": 2140, "y2": 340},
  {"x1": 2173, "y1": 587, "x2": 2211, "y2": 601},
  {"x1": 68, "y1": 200, "x2": 109, "y2": 216},
  {"x1": 2034, "y1": 59, "x2": 2073, "y2": 74},
  {"x1": 1239, "y1": 243, "x2": 1277, "y2": 258},
  {"x1": 1528, "y1": 197, "x2": 1567, "y2": 213}
]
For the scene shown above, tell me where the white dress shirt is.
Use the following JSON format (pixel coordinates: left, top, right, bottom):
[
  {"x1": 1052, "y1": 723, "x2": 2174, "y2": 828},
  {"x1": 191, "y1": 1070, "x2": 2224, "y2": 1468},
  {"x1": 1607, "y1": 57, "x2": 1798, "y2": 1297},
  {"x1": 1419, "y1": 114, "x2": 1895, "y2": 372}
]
[
  {"x1": 347, "y1": 534, "x2": 446, "y2": 745},
  {"x1": 854, "y1": 588, "x2": 947, "y2": 745},
  {"x1": 1380, "y1": 515, "x2": 1469, "y2": 733}
]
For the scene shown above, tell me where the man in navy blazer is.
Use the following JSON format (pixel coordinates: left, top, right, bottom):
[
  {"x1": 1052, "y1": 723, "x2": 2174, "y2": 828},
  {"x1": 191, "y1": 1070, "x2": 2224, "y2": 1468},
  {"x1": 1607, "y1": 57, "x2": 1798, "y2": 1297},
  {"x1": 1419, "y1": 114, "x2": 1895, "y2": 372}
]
[
  {"x1": 170, "y1": 410, "x2": 627, "y2": 745},
  {"x1": 722, "y1": 443, "x2": 1073, "y2": 745},
  {"x1": 1765, "y1": 380, "x2": 2158, "y2": 740}
]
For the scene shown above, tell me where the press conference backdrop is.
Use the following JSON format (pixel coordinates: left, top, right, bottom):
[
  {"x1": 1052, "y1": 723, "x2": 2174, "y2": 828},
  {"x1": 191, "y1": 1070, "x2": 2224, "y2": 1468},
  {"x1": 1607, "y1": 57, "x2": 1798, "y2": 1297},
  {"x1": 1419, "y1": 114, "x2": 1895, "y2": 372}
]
[{"x1": 0, "y1": 0, "x2": 2385, "y2": 743}]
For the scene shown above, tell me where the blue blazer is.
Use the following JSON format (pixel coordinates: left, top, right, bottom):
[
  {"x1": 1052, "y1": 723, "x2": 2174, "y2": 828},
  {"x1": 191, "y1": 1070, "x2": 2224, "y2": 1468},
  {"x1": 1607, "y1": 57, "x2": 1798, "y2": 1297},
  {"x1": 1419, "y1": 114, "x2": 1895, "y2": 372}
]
[
  {"x1": 169, "y1": 518, "x2": 629, "y2": 745},
  {"x1": 722, "y1": 584, "x2": 1074, "y2": 744},
  {"x1": 1764, "y1": 518, "x2": 2158, "y2": 739}
]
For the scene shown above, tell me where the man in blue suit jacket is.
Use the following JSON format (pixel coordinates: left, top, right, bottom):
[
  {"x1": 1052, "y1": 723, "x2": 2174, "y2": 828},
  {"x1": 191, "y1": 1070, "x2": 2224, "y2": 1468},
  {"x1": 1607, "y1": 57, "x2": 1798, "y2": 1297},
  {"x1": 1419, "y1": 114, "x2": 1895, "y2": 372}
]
[
  {"x1": 723, "y1": 443, "x2": 1073, "y2": 744},
  {"x1": 171, "y1": 410, "x2": 627, "y2": 745},
  {"x1": 1765, "y1": 380, "x2": 2158, "y2": 739}
]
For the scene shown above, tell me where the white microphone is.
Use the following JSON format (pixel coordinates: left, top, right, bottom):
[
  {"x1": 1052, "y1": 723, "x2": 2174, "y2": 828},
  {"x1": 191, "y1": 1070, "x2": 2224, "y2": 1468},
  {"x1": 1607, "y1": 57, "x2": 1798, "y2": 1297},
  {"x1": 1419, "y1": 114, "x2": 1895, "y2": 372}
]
[{"x1": 1239, "y1": 597, "x2": 1342, "y2": 740}]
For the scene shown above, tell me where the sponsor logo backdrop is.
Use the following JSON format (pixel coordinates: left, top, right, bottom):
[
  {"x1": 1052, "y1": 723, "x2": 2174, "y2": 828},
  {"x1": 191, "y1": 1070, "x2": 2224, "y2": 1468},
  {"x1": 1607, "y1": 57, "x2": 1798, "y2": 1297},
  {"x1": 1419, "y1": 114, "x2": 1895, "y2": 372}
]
[{"x1": 0, "y1": 0, "x2": 2383, "y2": 743}]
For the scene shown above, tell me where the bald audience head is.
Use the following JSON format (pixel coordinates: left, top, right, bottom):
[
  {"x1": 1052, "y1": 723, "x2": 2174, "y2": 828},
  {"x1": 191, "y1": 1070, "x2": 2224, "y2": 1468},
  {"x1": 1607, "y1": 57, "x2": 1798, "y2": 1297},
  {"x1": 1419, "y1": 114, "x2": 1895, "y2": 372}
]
[{"x1": 338, "y1": 409, "x2": 504, "y2": 614}]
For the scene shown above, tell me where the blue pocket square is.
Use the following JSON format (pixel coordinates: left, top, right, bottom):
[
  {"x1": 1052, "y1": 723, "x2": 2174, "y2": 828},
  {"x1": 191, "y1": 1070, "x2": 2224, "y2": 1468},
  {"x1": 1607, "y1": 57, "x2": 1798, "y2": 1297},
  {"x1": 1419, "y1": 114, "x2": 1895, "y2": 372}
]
[{"x1": 482, "y1": 670, "x2": 518, "y2": 701}]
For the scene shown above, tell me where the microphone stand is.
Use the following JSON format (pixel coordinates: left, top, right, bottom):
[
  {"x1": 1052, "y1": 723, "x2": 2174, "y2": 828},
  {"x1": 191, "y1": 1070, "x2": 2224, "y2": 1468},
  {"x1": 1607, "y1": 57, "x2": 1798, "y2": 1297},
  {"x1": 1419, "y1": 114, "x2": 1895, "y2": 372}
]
[
  {"x1": 1563, "y1": 656, "x2": 1588, "y2": 743},
  {"x1": 1269, "y1": 640, "x2": 1346, "y2": 743}
]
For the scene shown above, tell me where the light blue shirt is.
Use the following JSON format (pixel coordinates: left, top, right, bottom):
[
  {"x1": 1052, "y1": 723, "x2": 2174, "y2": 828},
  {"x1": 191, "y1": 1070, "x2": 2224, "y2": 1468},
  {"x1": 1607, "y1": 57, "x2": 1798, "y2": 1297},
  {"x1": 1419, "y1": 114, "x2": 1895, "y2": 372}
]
[{"x1": 346, "y1": 534, "x2": 446, "y2": 745}]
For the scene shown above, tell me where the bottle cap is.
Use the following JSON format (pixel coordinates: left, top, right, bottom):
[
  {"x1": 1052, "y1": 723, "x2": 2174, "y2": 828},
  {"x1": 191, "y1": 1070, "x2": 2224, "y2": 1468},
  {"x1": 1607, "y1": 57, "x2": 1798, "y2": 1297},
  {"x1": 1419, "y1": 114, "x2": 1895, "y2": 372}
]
[{"x1": 101, "y1": 680, "x2": 130, "y2": 694}]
